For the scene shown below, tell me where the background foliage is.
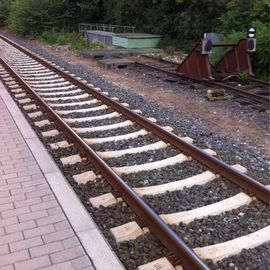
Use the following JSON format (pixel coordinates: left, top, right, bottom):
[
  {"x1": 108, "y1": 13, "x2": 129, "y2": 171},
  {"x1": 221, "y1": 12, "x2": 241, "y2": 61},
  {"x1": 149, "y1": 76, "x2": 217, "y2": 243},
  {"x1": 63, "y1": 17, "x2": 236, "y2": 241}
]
[{"x1": 0, "y1": 0, "x2": 268, "y2": 79}]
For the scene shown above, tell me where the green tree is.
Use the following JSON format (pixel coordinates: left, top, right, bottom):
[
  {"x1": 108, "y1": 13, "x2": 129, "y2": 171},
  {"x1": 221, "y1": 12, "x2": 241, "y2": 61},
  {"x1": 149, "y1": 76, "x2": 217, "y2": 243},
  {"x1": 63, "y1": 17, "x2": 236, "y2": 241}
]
[
  {"x1": 216, "y1": 0, "x2": 269, "y2": 34},
  {"x1": 103, "y1": 0, "x2": 152, "y2": 31},
  {"x1": 0, "y1": 0, "x2": 12, "y2": 26},
  {"x1": 7, "y1": 0, "x2": 75, "y2": 36},
  {"x1": 76, "y1": 0, "x2": 105, "y2": 23},
  {"x1": 148, "y1": 0, "x2": 227, "y2": 49}
]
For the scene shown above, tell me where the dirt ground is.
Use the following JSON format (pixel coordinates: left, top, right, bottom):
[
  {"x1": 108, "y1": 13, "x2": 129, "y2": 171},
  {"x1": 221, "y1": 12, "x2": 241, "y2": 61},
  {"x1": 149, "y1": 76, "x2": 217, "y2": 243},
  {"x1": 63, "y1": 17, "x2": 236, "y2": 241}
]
[{"x1": 15, "y1": 39, "x2": 270, "y2": 157}]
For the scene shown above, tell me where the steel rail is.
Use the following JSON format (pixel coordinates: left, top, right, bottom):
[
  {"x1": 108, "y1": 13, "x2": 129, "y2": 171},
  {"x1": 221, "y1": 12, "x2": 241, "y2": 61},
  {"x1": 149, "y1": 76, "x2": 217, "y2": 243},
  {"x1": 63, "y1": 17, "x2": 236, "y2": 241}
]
[
  {"x1": 135, "y1": 61, "x2": 269, "y2": 106},
  {"x1": 250, "y1": 77, "x2": 269, "y2": 87},
  {"x1": 139, "y1": 55, "x2": 269, "y2": 93},
  {"x1": 0, "y1": 57, "x2": 210, "y2": 270},
  {"x1": 1, "y1": 35, "x2": 269, "y2": 205}
]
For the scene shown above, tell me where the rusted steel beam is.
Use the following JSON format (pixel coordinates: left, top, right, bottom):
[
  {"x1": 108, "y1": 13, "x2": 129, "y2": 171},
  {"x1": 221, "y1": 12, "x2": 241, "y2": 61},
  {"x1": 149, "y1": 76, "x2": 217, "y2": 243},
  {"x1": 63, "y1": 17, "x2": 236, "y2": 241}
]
[
  {"x1": 214, "y1": 39, "x2": 253, "y2": 76},
  {"x1": 212, "y1": 43, "x2": 237, "y2": 47},
  {"x1": 0, "y1": 57, "x2": 210, "y2": 270},
  {"x1": 1, "y1": 35, "x2": 268, "y2": 204},
  {"x1": 176, "y1": 42, "x2": 214, "y2": 80}
]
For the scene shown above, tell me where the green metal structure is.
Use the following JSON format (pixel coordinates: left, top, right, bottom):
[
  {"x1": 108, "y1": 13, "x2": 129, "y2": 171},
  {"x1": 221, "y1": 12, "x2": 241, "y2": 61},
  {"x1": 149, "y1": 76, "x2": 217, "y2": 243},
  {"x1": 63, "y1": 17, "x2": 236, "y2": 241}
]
[
  {"x1": 112, "y1": 33, "x2": 162, "y2": 49},
  {"x1": 79, "y1": 23, "x2": 135, "y2": 35}
]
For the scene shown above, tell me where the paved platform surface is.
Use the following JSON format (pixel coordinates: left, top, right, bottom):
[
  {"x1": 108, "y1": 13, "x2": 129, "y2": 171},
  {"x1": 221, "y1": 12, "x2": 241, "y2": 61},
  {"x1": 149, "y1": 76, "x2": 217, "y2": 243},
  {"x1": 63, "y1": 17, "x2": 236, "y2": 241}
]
[{"x1": 0, "y1": 81, "x2": 124, "y2": 270}]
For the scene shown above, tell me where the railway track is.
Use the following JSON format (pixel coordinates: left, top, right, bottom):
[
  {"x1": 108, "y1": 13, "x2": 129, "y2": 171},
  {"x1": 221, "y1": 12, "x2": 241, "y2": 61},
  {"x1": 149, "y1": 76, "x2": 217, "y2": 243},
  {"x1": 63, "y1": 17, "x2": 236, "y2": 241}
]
[
  {"x1": 133, "y1": 55, "x2": 270, "y2": 111},
  {"x1": 0, "y1": 35, "x2": 269, "y2": 270}
]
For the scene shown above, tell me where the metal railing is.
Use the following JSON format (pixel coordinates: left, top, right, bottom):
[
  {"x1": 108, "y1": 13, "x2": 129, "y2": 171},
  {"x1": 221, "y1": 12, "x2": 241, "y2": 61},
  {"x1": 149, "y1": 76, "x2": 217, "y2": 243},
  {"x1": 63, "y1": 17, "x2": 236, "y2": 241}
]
[{"x1": 79, "y1": 23, "x2": 135, "y2": 34}]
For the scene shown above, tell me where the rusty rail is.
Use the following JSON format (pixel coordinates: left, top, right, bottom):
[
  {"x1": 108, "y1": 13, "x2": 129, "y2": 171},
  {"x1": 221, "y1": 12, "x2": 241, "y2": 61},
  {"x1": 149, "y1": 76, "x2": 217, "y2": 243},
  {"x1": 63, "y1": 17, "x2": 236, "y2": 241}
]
[
  {"x1": 0, "y1": 57, "x2": 210, "y2": 270},
  {"x1": 135, "y1": 60, "x2": 269, "y2": 106},
  {"x1": 0, "y1": 35, "x2": 269, "y2": 205}
]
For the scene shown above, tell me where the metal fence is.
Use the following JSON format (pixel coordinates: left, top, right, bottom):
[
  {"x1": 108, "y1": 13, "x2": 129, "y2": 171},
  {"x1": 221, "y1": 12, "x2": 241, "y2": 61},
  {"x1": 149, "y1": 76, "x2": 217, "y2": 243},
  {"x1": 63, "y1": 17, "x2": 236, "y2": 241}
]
[{"x1": 79, "y1": 23, "x2": 135, "y2": 34}]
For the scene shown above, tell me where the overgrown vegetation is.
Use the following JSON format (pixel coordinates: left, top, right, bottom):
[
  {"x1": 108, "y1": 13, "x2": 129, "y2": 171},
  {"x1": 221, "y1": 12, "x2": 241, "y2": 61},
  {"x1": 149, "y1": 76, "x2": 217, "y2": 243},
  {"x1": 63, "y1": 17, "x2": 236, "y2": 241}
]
[
  {"x1": 237, "y1": 71, "x2": 250, "y2": 85},
  {"x1": 37, "y1": 31, "x2": 104, "y2": 50},
  {"x1": 0, "y1": 0, "x2": 268, "y2": 79}
]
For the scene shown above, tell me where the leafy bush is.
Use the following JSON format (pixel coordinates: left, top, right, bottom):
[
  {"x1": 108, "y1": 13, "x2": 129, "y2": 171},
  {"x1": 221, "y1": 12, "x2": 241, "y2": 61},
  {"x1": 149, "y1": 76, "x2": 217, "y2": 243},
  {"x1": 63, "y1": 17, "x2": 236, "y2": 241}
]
[
  {"x1": 249, "y1": 20, "x2": 269, "y2": 80},
  {"x1": 0, "y1": 0, "x2": 11, "y2": 26},
  {"x1": 37, "y1": 31, "x2": 104, "y2": 51},
  {"x1": 237, "y1": 71, "x2": 249, "y2": 84},
  {"x1": 7, "y1": 0, "x2": 74, "y2": 36}
]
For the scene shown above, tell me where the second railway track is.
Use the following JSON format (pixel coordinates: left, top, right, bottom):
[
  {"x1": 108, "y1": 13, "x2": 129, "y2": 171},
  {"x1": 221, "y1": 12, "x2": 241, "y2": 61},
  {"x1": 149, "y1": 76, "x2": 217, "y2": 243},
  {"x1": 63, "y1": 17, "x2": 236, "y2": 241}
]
[
  {"x1": 132, "y1": 54, "x2": 270, "y2": 110},
  {"x1": 0, "y1": 35, "x2": 269, "y2": 270}
]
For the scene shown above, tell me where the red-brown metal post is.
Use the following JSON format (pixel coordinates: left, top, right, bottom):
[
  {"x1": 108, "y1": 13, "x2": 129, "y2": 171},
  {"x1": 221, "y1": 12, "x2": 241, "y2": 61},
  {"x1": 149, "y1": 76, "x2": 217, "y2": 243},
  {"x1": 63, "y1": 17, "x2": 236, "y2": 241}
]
[
  {"x1": 214, "y1": 39, "x2": 253, "y2": 76},
  {"x1": 176, "y1": 42, "x2": 214, "y2": 80}
]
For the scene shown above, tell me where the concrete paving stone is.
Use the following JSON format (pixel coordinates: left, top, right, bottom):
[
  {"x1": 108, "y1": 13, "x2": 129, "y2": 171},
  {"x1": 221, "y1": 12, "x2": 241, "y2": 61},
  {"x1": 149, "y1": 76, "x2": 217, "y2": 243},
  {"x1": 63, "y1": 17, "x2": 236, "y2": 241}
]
[
  {"x1": 10, "y1": 186, "x2": 36, "y2": 196},
  {"x1": 1, "y1": 160, "x2": 23, "y2": 167},
  {"x1": 39, "y1": 261, "x2": 74, "y2": 270},
  {"x1": 7, "y1": 175, "x2": 32, "y2": 185},
  {"x1": 0, "y1": 180, "x2": 7, "y2": 186},
  {"x1": 21, "y1": 178, "x2": 45, "y2": 188},
  {"x1": 18, "y1": 168, "x2": 42, "y2": 177},
  {"x1": 0, "y1": 264, "x2": 14, "y2": 270},
  {"x1": 62, "y1": 237, "x2": 80, "y2": 249},
  {"x1": 0, "y1": 165, "x2": 14, "y2": 171},
  {"x1": 42, "y1": 194, "x2": 55, "y2": 202},
  {"x1": 18, "y1": 209, "x2": 48, "y2": 222},
  {"x1": 14, "y1": 162, "x2": 37, "y2": 171},
  {"x1": 53, "y1": 221, "x2": 71, "y2": 232},
  {"x1": 0, "y1": 244, "x2": 9, "y2": 256},
  {"x1": 14, "y1": 255, "x2": 51, "y2": 270},
  {"x1": 37, "y1": 213, "x2": 66, "y2": 227},
  {"x1": 23, "y1": 224, "x2": 55, "y2": 239},
  {"x1": 30, "y1": 173, "x2": 45, "y2": 180},
  {"x1": 5, "y1": 220, "x2": 37, "y2": 234},
  {"x1": 42, "y1": 229, "x2": 74, "y2": 244},
  {"x1": 0, "y1": 156, "x2": 11, "y2": 162},
  {"x1": 0, "y1": 183, "x2": 21, "y2": 191},
  {"x1": 29, "y1": 241, "x2": 64, "y2": 258},
  {"x1": 1, "y1": 206, "x2": 30, "y2": 219},
  {"x1": 0, "y1": 217, "x2": 18, "y2": 228},
  {"x1": 4, "y1": 167, "x2": 28, "y2": 175},
  {"x1": 0, "y1": 203, "x2": 14, "y2": 212},
  {"x1": 0, "y1": 250, "x2": 29, "y2": 267},
  {"x1": 0, "y1": 232, "x2": 24, "y2": 245},
  {"x1": 26, "y1": 188, "x2": 52, "y2": 199},
  {"x1": 0, "y1": 190, "x2": 10, "y2": 198},
  {"x1": 14, "y1": 197, "x2": 42, "y2": 208},
  {"x1": 14, "y1": 160, "x2": 36, "y2": 168},
  {"x1": 0, "y1": 228, "x2": 5, "y2": 236},
  {"x1": 9, "y1": 236, "x2": 43, "y2": 252},
  {"x1": 0, "y1": 194, "x2": 25, "y2": 205},
  {"x1": 71, "y1": 255, "x2": 92, "y2": 270},
  {"x1": 47, "y1": 207, "x2": 62, "y2": 216},
  {"x1": 36, "y1": 183, "x2": 50, "y2": 190},
  {"x1": 50, "y1": 246, "x2": 85, "y2": 264},
  {"x1": 0, "y1": 173, "x2": 18, "y2": 181},
  {"x1": 30, "y1": 200, "x2": 58, "y2": 212}
]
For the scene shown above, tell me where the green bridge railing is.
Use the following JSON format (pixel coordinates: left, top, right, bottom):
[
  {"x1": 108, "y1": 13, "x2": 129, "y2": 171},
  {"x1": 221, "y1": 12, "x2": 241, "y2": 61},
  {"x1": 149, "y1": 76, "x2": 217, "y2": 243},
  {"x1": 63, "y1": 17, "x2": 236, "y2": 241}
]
[{"x1": 79, "y1": 23, "x2": 135, "y2": 34}]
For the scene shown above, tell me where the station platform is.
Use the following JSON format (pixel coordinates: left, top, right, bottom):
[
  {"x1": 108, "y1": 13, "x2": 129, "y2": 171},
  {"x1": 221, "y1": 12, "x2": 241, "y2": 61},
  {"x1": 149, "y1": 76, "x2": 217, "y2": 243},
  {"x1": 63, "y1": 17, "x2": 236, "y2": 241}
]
[{"x1": 0, "y1": 81, "x2": 123, "y2": 270}]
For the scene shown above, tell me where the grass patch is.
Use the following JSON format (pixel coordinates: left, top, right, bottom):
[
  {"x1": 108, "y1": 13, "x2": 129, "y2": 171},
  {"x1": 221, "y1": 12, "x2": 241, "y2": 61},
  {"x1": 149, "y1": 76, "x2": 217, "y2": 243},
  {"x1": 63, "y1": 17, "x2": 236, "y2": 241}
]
[{"x1": 37, "y1": 31, "x2": 104, "y2": 51}]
